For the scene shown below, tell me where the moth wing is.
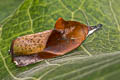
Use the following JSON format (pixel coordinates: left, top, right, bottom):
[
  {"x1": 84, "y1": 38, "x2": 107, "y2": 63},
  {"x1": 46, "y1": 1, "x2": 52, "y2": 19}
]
[{"x1": 11, "y1": 30, "x2": 52, "y2": 55}]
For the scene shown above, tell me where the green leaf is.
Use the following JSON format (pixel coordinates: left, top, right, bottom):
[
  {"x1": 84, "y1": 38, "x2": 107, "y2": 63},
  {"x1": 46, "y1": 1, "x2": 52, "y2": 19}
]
[
  {"x1": 0, "y1": 0, "x2": 120, "y2": 80},
  {"x1": 0, "y1": 0, "x2": 23, "y2": 42},
  {"x1": 0, "y1": 0, "x2": 24, "y2": 22}
]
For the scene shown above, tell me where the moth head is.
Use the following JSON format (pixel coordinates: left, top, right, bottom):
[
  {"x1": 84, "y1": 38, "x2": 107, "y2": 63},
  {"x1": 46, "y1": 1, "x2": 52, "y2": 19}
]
[{"x1": 87, "y1": 24, "x2": 102, "y2": 36}]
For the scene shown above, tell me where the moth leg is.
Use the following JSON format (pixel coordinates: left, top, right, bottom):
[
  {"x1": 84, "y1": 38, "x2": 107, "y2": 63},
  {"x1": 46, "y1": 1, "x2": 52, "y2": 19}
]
[{"x1": 44, "y1": 60, "x2": 60, "y2": 66}]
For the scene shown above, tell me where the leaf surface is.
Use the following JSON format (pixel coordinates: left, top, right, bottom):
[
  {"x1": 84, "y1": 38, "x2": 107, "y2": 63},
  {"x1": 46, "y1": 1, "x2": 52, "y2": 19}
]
[
  {"x1": 0, "y1": 0, "x2": 23, "y2": 22},
  {"x1": 0, "y1": 0, "x2": 120, "y2": 80}
]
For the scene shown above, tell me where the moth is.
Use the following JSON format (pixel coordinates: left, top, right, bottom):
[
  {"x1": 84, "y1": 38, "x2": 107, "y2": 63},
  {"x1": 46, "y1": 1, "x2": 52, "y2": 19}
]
[{"x1": 9, "y1": 18, "x2": 102, "y2": 67}]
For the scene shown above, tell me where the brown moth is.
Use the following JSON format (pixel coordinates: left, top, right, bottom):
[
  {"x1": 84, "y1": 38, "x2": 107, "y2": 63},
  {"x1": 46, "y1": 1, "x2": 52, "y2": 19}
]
[{"x1": 10, "y1": 18, "x2": 102, "y2": 67}]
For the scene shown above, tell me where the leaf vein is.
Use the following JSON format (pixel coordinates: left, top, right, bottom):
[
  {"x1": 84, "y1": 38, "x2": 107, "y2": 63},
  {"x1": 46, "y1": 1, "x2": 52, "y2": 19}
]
[
  {"x1": 109, "y1": 0, "x2": 120, "y2": 31},
  {"x1": 81, "y1": 44, "x2": 92, "y2": 56},
  {"x1": 27, "y1": 0, "x2": 34, "y2": 33},
  {"x1": 59, "y1": 0, "x2": 72, "y2": 13}
]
